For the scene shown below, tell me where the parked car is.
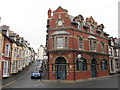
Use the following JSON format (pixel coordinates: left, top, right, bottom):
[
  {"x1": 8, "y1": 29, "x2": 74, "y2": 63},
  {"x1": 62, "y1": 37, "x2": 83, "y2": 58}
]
[
  {"x1": 37, "y1": 65, "x2": 43, "y2": 72},
  {"x1": 31, "y1": 70, "x2": 41, "y2": 79}
]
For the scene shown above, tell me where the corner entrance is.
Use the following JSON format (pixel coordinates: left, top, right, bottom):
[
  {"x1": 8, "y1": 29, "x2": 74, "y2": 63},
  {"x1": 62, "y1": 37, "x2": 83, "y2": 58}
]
[
  {"x1": 91, "y1": 59, "x2": 97, "y2": 77},
  {"x1": 55, "y1": 57, "x2": 66, "y2": 79}
]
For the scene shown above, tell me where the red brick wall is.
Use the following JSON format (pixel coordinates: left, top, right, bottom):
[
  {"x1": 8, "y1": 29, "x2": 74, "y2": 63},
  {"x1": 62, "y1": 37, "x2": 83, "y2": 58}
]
[{"x1": 47, "y1": 7, "x2": 109, "y2": 80}]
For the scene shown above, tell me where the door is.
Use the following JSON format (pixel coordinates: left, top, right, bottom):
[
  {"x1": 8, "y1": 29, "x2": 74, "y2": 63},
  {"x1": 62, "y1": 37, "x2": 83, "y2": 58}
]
[
  {"x1": 55, "y1": 57, "x2": 66, "y2": 79},
  {"x1": 91, "y1": 59, "x2": 97, "y2": 77}
]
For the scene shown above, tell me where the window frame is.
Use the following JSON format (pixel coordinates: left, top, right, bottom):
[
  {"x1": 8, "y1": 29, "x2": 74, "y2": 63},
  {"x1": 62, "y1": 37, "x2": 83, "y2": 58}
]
[
  {"x1": 101, "y1": 60, "x2": 107, "y2": 70},
  {"x1": 76, "y1": 57, "x2": 87, "y2": 71},
  {"x1": 78, "y1": 37, "x2": 84, "y2": 50},
  {"x1": 56, "y1": 37, "x2": 64, "y2": 49},
  {"x1": 90, "y1": 25, "x2": 94, "y2": 34},
  {"x1": 5, "y1": 43, "x2": 11, "y2": 57}
]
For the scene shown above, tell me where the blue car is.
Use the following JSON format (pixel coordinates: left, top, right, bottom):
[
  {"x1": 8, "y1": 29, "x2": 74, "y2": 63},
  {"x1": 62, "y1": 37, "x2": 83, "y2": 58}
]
[{"x1": 31, "y1": 70, "x2": 41, "y2": 79}]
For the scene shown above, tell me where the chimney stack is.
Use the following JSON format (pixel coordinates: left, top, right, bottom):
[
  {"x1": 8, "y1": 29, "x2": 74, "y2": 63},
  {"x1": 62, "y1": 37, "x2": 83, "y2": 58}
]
[{"x1": 48, "y1": 8, "x2": 52, "y2": 18}]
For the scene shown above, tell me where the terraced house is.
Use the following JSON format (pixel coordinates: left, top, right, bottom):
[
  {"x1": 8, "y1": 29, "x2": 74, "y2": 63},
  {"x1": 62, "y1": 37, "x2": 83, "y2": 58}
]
[
  {"x1": 0, "y1": 25, "x2": 35, "y2": 78},
  {"x1": 109, "y1": 37, "x2": 120, "y2": 74},
  {"x1": 46, "y1": 6, "x2": 110, "y2": 80},
  {"x1": 0, "y1": 30, "x2": 3, "y2": 79},
  {"x1": 1, "y1": 25, "x2": 12, "y2": 78}
]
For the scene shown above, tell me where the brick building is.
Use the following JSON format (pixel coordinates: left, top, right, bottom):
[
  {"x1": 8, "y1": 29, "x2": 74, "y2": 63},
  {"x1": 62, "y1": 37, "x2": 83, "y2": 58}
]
[{"x1": 46, "y1": 6, "x2": 110, "y2": 80}]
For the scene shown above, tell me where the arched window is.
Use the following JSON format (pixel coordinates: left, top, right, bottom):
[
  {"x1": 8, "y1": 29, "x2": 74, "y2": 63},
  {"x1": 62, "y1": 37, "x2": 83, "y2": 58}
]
[
  {"x1": 76, "y1": 57, "x2": 87, "y2": 71},
  {"x1": 101, "y1": 60, "x2": 107, "y2": 70}
]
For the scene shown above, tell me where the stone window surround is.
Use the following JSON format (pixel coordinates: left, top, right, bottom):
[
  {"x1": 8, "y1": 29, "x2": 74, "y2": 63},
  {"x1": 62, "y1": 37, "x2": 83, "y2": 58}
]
[
  {"x1": 78, "y1": 36, "x2": 84, "y2": 50},
  {"x1": 89, "y1": 40, "x2": 97, "y2": 52},
  {"x1": 52, "y1": 35, "x2": 69, "y2": 50}
]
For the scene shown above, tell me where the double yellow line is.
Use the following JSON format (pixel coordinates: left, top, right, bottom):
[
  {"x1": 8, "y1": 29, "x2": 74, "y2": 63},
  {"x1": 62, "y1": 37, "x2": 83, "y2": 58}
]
[{"x1": 0, "y1": 80, "x2": 16, "y2": 88}]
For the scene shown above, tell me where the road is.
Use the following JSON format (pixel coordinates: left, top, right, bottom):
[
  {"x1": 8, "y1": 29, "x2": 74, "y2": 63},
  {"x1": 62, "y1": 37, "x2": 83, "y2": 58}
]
[{"x1": 1, "y1": 60, "x2": 119, "y2": 88}]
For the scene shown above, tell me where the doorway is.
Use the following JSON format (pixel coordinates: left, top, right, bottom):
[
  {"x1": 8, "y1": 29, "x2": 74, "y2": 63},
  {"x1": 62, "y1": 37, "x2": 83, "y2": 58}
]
[
  {"x1": 55, "y1": 57, "x2": 66, "y2": 79},
  {"x1": 91, "y1": 59, "x2": 97, "y2": 77}
]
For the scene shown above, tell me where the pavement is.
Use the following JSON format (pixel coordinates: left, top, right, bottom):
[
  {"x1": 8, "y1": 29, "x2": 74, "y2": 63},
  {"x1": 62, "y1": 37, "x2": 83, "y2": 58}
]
[{"x1": 37, "y1": 74, "x2": 119, "y2": 83}]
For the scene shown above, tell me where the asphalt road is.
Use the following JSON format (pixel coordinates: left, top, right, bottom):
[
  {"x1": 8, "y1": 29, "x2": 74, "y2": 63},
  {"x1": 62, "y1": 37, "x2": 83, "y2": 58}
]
[{"x1": 1, "y1": 60, "x2": 119, "y2": 88}]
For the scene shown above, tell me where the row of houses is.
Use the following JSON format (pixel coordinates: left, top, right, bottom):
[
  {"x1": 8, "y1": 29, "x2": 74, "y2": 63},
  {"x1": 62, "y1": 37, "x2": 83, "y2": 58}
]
[
  {"x1": 0, "y1": 25, "x2": 36, "y2": 79},
  {"x1": 46, "y1": 6, "x2": 120, "y2": 80}
]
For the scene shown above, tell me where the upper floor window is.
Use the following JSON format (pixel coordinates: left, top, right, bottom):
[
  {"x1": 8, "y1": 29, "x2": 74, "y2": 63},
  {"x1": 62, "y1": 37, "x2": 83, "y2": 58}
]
[
  {"x1": 101, "y1": 42, "x2": 105, "y2": 53},
  {"x1": 93, "y1": 41, "x2": 97, "y2": 51},
  {"x1": 90, "y1": 40, "x2": 97, "y2": 51},
  {"x1": 78, "y1": 38, "x2": 83, "y2": 50},
  {"x1": 14, "y1": 48, "x2": 17, "y2": 58},
  {"x1": 90, "y1": 25, "x2": 94, "y2": 34},
  {"x1": 53, "y1": 37, "x2": 54, "y2": 49},
  {"x1": 114, "y1": 49, "x2": 118, "y2": 57},
  {"x1": 109, "y1": 48, "x2": 112, "y2": 56},
  {"x1": 65, "y1": 37, "x2": 68, "y2": 48},
  {"x1": 56, "y1": 37, "x2": 64, "y2": 49},
  {"x1": 78, "y1": 22, "x2": 81, "y2": 29},
  {"x1": 5, "y1": 44, "x2": 11, "y2": 57},
  {"x1": 101, "y1": 60, "x2": 107, "y2": 70}
]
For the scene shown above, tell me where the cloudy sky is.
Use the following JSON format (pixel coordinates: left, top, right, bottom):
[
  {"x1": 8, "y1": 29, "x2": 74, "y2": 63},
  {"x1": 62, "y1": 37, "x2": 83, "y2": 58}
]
[{"x1": 0, "y1": 0, "x2": 119, "y2": 52}]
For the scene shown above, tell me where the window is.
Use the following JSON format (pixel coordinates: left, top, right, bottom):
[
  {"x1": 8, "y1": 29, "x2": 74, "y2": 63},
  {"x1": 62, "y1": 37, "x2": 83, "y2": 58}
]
[
  {"x1": 115, "y1": 59, "x2": 120, "y2": 68},
  {"x1": 90, "y1": 25, "x2": 94, "y2": 33},
  {"x1": 3, "y1": 61, "x2": 8, "y2": 74},
  {"x1": 114, "y1": 49, "x2": 117, "y2": 57},
  {"x1": 110, "y1": 60, "x2": 113, "y2": 71},
  {"x1": 90, "y1": 41, "x2": 92, "y2": 51},
  {"x1": 5, "y1": 44, "x2": 11, "y2": 57},
  {"x1": 53, "y1": 37, "x2": 54, "y2": 49},
  {"x1": 56, "y1": 37, "x2": 64, "y2": 49},
  {"x1": 101, "y1": 60, "x2": 107, "y2": 70},
  {"x1": 78, "y1": 22, "x2": 81, "y2": 29},
  {"x1": 114, "y1": 49, "x2": 118, "y2": 57},
  {"x1": 14, "y1": 48, "x2": 17, "y2": 58},
  {"x1": 101, "y1": 42, "x2": 104, "y2": 53},
  {"x1": 76, "y1": 57, "x2": 87, "y2": 71},
  {"x1": 65, "y1": 37, "x2": 68, "y2": 48},
  {"x1": 12, "y1": 61, "x2": 16, "y2": 71},
  {"x1": 78, "y1": 38, "x2": 83, "y2": 50},
  {"x1": 90, "y1": 40, "x2": 97, "y2": 51},
  {"x1": 93, "y1": 41, "x2": 97, "y2": 51},
  {"x1": 109, "y1": 48, "x2": 112, "y2": 56}
]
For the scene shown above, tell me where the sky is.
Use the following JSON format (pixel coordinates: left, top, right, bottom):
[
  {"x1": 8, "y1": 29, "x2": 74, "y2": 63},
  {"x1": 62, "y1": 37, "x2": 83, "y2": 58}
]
[{"x1": 0, "y1": 0, "x2": 119, "y2": 52}]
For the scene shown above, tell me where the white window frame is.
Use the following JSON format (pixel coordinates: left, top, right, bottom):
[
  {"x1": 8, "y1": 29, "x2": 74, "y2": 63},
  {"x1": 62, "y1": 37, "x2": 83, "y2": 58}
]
[{"x1": 5, "y1": 43, "x2": 11, "y2": 57}]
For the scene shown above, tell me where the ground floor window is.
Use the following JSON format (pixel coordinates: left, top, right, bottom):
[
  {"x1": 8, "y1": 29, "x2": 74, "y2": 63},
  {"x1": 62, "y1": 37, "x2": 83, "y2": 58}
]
[
  {"x1": 101, "y1": 60, "x2": 107, "y2": 70},
  {"x1": 12, "y1": 61, "x2": 16, "y2": 71},
  {"x1": 76, "y1": 57, "x2": 87, "y2": 71},
  {"x1": 3, "y1": 61, "x2": 9, "y2": 74}
]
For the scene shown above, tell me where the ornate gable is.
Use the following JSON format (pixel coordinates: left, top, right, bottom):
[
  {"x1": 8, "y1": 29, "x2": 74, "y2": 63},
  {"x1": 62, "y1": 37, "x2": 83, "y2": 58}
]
[{"x1": 53, "y1": 6, "x2": 68, "y2": 13}]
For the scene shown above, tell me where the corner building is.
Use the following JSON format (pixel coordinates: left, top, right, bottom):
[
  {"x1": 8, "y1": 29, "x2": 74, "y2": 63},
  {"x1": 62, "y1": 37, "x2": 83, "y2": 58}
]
[{"x1": 46, "y1": 6, "x2": 109, "y2": 80}]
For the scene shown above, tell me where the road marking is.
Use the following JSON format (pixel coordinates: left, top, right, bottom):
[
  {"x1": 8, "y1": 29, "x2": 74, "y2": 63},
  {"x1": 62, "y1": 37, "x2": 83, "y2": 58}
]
[
  {"x1": 0, "y1": 62, "x2": 36, "y2": 88},
  {"x1": 0, "y1": 80, "x2": 16, "y2": 88}
]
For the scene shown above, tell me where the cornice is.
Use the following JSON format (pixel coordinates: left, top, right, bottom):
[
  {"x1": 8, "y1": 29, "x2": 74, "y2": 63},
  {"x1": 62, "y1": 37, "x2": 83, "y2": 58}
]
[{"x1": 48, "y1": 49, "x2": 109, "y2": 56}]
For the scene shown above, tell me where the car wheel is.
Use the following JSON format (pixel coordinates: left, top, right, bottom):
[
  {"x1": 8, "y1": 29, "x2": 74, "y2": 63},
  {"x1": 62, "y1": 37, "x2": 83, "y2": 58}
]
[{"x1": 31, "y1": 76, "x2": 34, "y2": 79}]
